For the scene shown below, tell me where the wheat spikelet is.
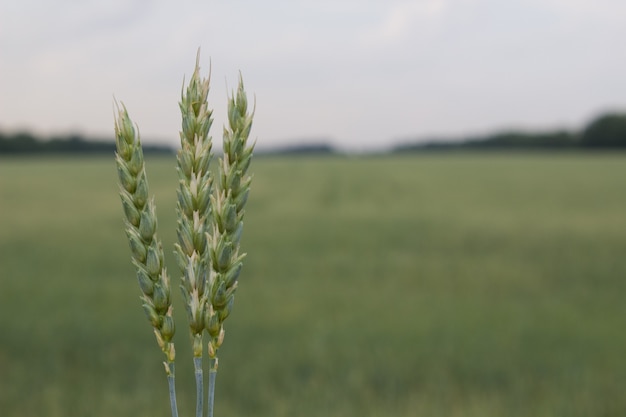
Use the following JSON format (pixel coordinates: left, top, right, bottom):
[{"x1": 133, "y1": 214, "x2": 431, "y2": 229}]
[
  {"x1": 205, "y1": 74, "x2": 254, "y2": 362},
  {"x1": 114, "y1": 104, "x2": 176, "y2": 368}
]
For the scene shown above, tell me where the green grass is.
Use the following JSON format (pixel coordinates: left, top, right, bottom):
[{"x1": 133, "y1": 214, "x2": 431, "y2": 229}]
[{"x1": 1, "y1": 153, "x2": 625, "y2": 416}]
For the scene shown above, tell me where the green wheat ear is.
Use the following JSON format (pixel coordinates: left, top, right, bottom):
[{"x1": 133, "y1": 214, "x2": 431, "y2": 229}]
[
  {"x1": 114, "y1": 104, "x2": 176, "y2": 364},
  {"x1": 114, "y1": 104, "x2": 178, "y2": 417},
  {"x1": 205, "y1": 74, "x2": 255, "y2": 364},
  {"x1": 198, "y1": 71, "x2": 254, "y2": 417},
  {"x1": 175, "y1": 54, "x2": 213, "y2": 358},
  {"x1": 175, "y1": 54, "x2": 214, "y2": 417}
]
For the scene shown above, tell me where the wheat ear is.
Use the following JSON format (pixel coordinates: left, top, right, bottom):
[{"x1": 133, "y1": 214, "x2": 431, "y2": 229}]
[
  {"x1": 114, "y1": 104, "x2": 178, "y2": 417},
  {"x1": 205, "y1": 74, "x2": 255, "y2": 417},
  {"x1": 174, "y1": 55, "x2": 214, "y2": 417}
]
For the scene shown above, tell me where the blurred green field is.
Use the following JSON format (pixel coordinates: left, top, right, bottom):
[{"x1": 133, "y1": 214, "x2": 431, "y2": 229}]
[{"x1": 1, "y1": 153, "x2": 626, "y2": 417}]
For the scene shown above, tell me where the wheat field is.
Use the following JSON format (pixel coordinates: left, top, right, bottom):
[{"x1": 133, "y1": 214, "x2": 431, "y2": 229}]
[{"x1": 1, "y1": 153, "x2": 625, "y2": 417}]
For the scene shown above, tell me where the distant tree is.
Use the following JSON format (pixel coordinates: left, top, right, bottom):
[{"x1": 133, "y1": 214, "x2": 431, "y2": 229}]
[
  {"x1": 392, "y1": 130, "x2": 578, "y2": 153},
  {"x1": 260, "y1": 142, "x2": 336, "y2": 156},
  {"x1": 581, "y1": 113, "x2": 626, "y2": 148},
  {"x1": 466, "y1": 130, "x2": 578, "y2": 149},
  {"x1": 0, "y1": 132, "x2": 38, "y2": 152}
]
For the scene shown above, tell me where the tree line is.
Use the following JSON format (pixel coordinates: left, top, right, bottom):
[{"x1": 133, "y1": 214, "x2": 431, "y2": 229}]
[
  {"x1": 2, "y1": 111, "x2": 626, "y2": 155},
  {"x1": 393, "y1": 112, "x2": 626, "y2": 152},
  {"x1": 0, "y1": 132, "x2": 173, "y2": 154}
]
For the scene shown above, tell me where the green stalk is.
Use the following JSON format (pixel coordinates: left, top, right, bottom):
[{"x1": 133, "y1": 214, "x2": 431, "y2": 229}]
[
  {"x1": 166, "y1": 362, "x2": 179, "y2": 417},
  {"x1": 194, "y1": 357, "x2": 204, "y2": 417},
  {"x1": 207, "y1": 358, "x2": 217, "y2": 417}
]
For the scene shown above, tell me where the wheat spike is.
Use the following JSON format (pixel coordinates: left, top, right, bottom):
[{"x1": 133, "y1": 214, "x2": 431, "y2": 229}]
[
  {"x1": 114, "y1": 104, "x2": 176, "y2": 368},
  {"x1": 175, "y1": 54, "x2": 214, "y2": 359},
  {"x1": 205, "y1": 74, "x2": 255, "y2": 362}
]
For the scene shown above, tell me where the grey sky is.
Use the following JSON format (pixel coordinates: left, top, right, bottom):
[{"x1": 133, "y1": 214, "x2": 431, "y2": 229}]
[{"x1": 1, "y1": 0, "x2": 625, "y2": 151}]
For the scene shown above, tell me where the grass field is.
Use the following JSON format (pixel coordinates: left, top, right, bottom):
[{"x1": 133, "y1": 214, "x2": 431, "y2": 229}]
[{"x1": 1, "y1": 153, "x2": 625, "y2": 417}]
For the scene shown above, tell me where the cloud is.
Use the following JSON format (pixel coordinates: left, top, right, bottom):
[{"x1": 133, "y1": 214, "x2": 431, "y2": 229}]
[{"x1": 365, "y1": 0, "x2": 447, "y2": 45}]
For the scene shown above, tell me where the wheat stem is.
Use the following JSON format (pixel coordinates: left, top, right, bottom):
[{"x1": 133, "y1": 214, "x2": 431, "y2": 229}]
[
  {"x1": 193, "y1": 357, "x2": 204, "y2": 417},
  {"x1": 207, "y1": 358, "x2": 218, "y2": 417},
  {"x1": 166, "y1": 362, "x2": 179, "y2": 417}
]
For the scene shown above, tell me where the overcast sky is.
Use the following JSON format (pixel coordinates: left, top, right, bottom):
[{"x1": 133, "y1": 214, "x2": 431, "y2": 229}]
[{"x1": 1, "y1": 0, "x2": 625, "y2": 151}]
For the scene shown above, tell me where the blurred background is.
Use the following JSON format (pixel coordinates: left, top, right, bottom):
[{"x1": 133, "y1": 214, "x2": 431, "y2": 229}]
[{"x1": 1, "y1": 1, "x2": 626, "y2": 417}]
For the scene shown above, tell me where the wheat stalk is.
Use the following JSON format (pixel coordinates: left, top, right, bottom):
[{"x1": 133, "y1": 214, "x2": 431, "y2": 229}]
[
  {"x1": 174, "y1": 54, "x2": 214, "y2": 417},
  {"x1": 114, "y1": 104, "x2": 178, "y2": 417},
  {"x1": 114, "y1": 52, "x2": 254, "y2": 417},
  {"x1": 205, "y1": 74, "x2": 255, "y2": 417}
]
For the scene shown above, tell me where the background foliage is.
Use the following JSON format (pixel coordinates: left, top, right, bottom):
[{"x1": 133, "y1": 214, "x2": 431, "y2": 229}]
[{"x1": 1, "y1": 154, "x2": 625, "y2": 416}]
